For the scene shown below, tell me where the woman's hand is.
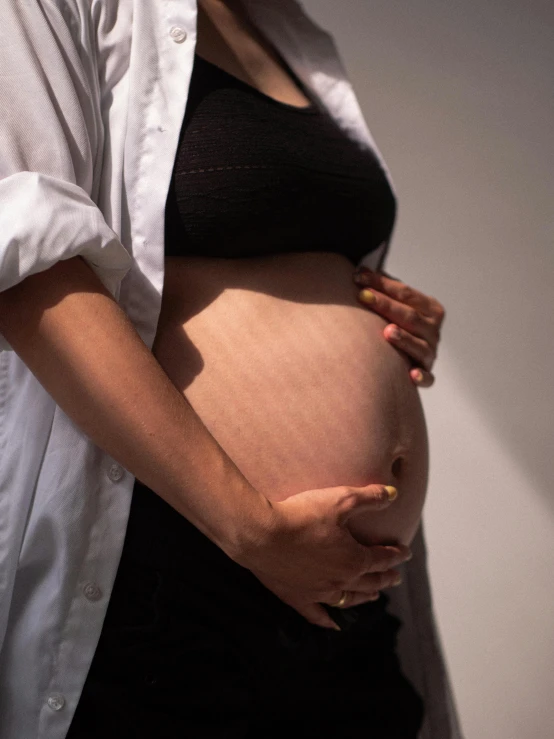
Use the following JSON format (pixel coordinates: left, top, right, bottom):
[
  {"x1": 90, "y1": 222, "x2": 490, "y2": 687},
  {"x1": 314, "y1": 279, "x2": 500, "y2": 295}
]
[
  {"x1": 236, "y1": 482, "x2": 412, "y2": 631},
  {"x1": 353, "y1": 267, "x2": 445, "y2": 387}
]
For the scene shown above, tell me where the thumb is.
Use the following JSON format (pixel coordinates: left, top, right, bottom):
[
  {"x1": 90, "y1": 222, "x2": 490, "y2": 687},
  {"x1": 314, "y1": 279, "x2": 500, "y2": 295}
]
[{"x1": 335, "y1": 484, "x2": 398, "y2": 527}]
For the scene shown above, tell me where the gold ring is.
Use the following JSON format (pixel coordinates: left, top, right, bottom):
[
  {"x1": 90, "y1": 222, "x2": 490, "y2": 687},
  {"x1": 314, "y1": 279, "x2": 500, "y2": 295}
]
[{"x1": 330, "y1": 591, "x2": 349, "y2": 608}]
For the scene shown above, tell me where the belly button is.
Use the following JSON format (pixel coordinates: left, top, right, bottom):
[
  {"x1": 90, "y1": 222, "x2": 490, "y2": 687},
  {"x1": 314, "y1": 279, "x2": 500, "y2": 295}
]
[{"x1": 391, "y1": 456, "x2": 404, "y2": 479}]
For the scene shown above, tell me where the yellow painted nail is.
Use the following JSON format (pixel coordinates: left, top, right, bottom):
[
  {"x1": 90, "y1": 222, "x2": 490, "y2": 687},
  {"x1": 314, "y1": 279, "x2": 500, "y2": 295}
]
[
  {"x1": 359, "y1": 288, "x2": 376, "y2": 304},
  {"x1": 413, "y1": 369, "x2": 424, "y2": 383},
  {"x1": 385, "y1": 485, "x2": 398, "y2": 501}
]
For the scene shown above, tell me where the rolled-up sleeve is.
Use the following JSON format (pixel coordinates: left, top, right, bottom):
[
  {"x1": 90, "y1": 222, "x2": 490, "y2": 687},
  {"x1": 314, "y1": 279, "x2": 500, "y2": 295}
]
[{"x1": 0, "y1": 0, "x2": 132, "y2": 352}]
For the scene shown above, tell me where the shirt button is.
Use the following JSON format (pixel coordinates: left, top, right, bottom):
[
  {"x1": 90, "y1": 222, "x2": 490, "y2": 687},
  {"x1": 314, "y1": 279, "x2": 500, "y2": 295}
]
[
  {"x1": 169, "y1": 26, "x2": 187, "y2": 43},
  {"x1": 83, "y1": 582, "x2": 102, "y2": 602},
  {"x1": 108, "y1": 463, "x2": 124, "y2": 482},
  {"x1": 47, "y1": 694, "x2": 65, "y2": 712}
]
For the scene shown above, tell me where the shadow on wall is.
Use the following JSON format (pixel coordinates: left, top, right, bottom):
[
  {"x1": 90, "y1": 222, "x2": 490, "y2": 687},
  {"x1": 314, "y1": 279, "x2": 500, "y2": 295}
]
[{"x1": 439, "y1": 336, "x2": 554, "y2": 517}]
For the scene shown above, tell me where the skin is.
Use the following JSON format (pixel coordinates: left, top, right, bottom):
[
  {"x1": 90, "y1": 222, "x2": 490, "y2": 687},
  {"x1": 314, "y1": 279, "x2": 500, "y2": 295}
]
[
  {"x1": 353, "y1": 267, "x2": 445, "y2": 388},
  {"x1": 197, "y1": 0, "x2": 446, "y2": 389},
  {"x1": 169, "y1": 0, "x2": 445, "y2": 621}
]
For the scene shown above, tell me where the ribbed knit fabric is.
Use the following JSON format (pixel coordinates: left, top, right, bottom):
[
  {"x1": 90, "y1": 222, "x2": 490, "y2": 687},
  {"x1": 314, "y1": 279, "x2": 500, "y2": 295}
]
[{"x1": 164, "y1": 54, "x2": 396, "y2": 261}]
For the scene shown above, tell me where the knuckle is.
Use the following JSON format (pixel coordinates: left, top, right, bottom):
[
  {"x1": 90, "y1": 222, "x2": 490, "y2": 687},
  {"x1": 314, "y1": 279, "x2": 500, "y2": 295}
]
[
  {"x1": 428, "y1": 313, "x2": 442, "y2": 330},
  {"x1": 435, "y1": 302, "x2": 446, "y2": 322},
  {"x1": 405, "y1": 307, "x2": 420, "y2": 329},
  {"x1": 336, "y1": 489, "x2": 359, "y2": 516},
  {"x1": 361, "y1": 573, "x2": 380, "y2": 591},
  {"x1": 336, "y1": 485, "x2": 353, "y2": 500},
  {"x1": 396, "y1": 285, "x2": 412, "y2": 303},
  {"x1": 328, "y1": 576, "x2": 345, "y2": 593},
  {"x1": 346, "y1": 549, "x2": 365, "y2": 576},
  {"x1": 393, "y1": 325, "x2": 406, "y2": 342},
  {"x1": 424, "y1": 347, "x2": 436, "y2": 371},
  {"x1": 422, "y1": 317, "x2": 440, "y2": 340},
  {"x1": 365, "y1": 551, "x2": 383, "y2": 575}
]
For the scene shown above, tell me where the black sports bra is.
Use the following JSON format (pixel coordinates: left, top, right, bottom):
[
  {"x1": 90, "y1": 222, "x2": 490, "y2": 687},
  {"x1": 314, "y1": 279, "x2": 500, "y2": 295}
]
[{"x1": 164, "y1": 53, "x2": 396, "y2": 263}]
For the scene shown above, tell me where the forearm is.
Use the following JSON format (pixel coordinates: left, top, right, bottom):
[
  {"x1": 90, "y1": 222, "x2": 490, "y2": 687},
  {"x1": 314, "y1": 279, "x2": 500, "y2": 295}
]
[{"x1": 0, "y1": 255, "x2": 270, "y2": 558}]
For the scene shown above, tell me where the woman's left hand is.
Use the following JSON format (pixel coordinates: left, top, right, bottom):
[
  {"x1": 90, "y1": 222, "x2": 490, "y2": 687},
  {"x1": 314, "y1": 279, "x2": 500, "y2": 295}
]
[{"x1": 353, "y1": 267, "x2": 445, "y2": 388}]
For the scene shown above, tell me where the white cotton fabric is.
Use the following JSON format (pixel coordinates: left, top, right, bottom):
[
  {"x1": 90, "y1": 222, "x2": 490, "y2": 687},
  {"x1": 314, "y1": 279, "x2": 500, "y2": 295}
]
[{"x1": 0, "y1": 1, "x2": 463, "y2": 737}]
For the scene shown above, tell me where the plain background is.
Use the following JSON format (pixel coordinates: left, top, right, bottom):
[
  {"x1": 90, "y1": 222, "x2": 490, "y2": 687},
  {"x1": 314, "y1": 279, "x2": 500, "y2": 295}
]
[{"x1": 301, "y1": 1, "x2": 554, "y2": 737}]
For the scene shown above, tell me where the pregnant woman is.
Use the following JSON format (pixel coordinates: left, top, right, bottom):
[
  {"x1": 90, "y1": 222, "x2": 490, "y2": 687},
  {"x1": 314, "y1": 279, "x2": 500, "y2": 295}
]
[
  {"x1": 0, "y1": 1, "x2": 459, "y2": 738},
  {"x1": 66, "y1": 2, "x2": 440, "y2": 736}
]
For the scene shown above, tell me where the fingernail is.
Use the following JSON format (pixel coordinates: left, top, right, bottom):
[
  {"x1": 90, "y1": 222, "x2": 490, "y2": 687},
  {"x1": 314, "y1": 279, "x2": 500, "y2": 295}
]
[
  {"x1": 368, "y1": 592, "x2": 380, "y2": 601},
  {"x1": 413, "y1": 369, "x2": 424, "y2": 384},
  {"x1": 392, "y1": 574, "x2": 403, "y2": 586},
  {"x1": 359, "y1": 289, "x2": 376, "y2": 304},
  {"x1": 385, "y1": 485, "x2": 398, "y2": 501},
  {"x1": 331, "y1": 623, "x2": 342, "y2": 632},
  {"x1": 388, "y1": 326, "x2": 401, "y2": 341}
]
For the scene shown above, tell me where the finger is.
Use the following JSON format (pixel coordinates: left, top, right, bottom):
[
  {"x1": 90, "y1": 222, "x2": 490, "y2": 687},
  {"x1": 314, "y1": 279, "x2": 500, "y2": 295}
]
[
  {"x1": 356, "y1": 544, "x2": 412, "y2": 575},
  {"x1": 411, "y1": 367, "x2": 435, "y2": 388},
  {"x1": 354, "y1": 268, "x2": 445, "y2": 325},
  {"x1": 350, "y1": 568, "x2": 403, "y2": 593},
  {"x1": 326, "y1": 590, "x2": 381, "y2": 609},
  {"x1": 258, "y1": 580, "x2": 343, "y2": 631},
  {"x1": 357, "y1": 287, "x2": 439, "y2": 345},
  {"x1": 335, "y1": 484, "x2": 398, "y2": 527},
  {"x1": 295, "y1": 602, "x2": 343, "y2": 631},
  {"x1": 384, "y1": 324, "x2": 436, "y2": 371},
  {"x1": 346, "y1": 591, "x2": 381, "y2": 607}
]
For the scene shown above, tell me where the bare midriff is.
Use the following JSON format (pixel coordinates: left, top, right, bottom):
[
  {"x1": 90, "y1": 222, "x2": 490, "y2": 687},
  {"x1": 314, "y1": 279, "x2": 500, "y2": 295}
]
[{"x1": 152, "y1": 251, "x2": 428, "y2": 547}]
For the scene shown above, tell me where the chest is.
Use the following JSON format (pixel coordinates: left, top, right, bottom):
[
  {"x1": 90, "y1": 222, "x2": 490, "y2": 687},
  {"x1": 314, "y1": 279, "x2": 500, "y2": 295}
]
[
  {"x1": 162, "y1": 52, "x2": 396, "y2": 261},
  {"x1": 195, "y1": 0, "x2": 312, "y2": 108}
]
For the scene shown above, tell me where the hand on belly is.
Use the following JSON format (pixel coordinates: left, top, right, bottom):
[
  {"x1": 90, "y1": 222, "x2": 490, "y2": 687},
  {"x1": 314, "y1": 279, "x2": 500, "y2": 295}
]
[{"x1": 153, "y1": 252, "x2": 429, "y2": 546}]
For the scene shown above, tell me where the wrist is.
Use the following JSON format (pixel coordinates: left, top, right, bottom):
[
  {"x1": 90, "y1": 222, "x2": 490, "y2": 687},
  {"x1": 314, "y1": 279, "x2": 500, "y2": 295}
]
[{"x1": 222, "y1": 489, "x2": 277, "y2": 567}]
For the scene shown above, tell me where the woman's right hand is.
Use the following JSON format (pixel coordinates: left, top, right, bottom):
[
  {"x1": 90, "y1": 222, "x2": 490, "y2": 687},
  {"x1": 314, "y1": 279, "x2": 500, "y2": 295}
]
[{"x1": 235, "y1": 482, "x2": 412, "y2": 630}]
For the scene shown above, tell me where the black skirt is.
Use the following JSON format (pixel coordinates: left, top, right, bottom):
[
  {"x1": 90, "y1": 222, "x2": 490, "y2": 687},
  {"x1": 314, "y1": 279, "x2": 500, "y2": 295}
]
[{"x1": 67, "y1": 480, "x2": 424, "y2": 738}]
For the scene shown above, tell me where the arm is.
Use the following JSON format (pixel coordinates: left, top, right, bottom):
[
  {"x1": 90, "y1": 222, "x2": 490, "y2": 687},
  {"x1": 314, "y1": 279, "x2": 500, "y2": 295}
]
[
  {"x1": 0, "y1": 254, "x2": 269, "y2": 554},
  {"x1": 0, "y1": 256, "x2": 410, "y2": 628},
  {"x1": 0, "y1": 0, "x2": 132, "y2": 351},
  {"x1": 0, "y1": 1, "x2": 409, "y2": 628}
]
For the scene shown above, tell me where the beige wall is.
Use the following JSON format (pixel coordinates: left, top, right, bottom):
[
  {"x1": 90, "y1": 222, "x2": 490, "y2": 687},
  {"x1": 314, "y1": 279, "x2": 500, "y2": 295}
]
[{"x1": 301, "y1": 1, "x2": 554, "y2": 737}]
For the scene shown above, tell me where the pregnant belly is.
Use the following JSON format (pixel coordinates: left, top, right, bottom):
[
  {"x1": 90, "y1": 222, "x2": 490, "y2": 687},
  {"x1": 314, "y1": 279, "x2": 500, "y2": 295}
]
[{"x1": 152, "y1": 251, "x2": 428, "y2": 546}]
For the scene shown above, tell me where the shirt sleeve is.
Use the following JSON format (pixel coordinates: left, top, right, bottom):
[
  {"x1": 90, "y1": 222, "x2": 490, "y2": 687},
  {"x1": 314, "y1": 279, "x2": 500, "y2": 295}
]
[{"x1": 0, "y1": 0, "x2": 133, "y2": 352}]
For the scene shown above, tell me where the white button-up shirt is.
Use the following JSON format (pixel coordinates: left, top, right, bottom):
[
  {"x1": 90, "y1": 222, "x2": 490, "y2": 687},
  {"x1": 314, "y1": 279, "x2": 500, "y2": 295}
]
[{"x1": 0, "y1": 1, "x2": 463, "y2": 737}]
